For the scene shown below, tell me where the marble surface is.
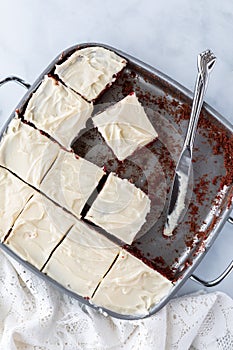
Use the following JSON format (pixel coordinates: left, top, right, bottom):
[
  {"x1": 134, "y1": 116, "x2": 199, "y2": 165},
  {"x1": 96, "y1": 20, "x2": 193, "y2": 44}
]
[{"x1": 0, "y1": 0, "x2": 232, "y2": 298}]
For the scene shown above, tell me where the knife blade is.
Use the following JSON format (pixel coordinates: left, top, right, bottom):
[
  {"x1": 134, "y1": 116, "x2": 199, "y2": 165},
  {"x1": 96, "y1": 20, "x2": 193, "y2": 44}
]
[{"x1": 164, "y1": 50, "x2": 216, "y2": 236}]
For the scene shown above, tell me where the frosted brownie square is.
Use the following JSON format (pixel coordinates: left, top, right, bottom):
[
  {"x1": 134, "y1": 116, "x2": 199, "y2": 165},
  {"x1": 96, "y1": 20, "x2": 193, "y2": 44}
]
[
  {"x1": 0, "y1": 118, "x2": 60, "y2": 187},
  {"x1": 5, "y1": 194, "x2": 75, "y2": 269},
  {"x1": 24, "y1": 75, "x2": 93, "y2": 149},
  {"x1": 43, "y1": 220, "x2": 120, "y2": 298},
  {"x1": 92, "y1": 93, "x2": 158, "y2": 161},
  {"x1": 0, "y1": 167, "x2": 35, "y2": 242},
  {"x1": 93, "y1": 250, "x2": 173, "y2": 316},
  {"x1": 55, "y1": 46, "x2": 127, "y2": 101},
  {"x1": 40, "y1": 149, "x2": 105, "y2": 218},
  {"x1": 85, "y1": 173, "x2": 150, "y2": 244}
]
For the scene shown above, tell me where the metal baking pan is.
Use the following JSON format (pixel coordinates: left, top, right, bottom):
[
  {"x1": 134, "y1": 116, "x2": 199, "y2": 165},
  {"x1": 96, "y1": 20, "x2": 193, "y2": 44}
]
[{"x1": 0, "y1": 43, "x2": 233, "y2": 320}]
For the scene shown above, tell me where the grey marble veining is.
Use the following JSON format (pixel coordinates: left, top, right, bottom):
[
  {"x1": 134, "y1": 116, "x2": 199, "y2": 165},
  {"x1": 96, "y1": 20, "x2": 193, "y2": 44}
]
[{"x1": 0, "y1": 0, "x2": 232, "y2": 297}]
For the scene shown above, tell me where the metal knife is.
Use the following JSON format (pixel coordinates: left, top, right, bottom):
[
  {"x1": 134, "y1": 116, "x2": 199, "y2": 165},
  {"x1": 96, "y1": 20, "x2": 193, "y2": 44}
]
[{"x1": 164, "y1": 50, "x2": 216, "y2": 236}]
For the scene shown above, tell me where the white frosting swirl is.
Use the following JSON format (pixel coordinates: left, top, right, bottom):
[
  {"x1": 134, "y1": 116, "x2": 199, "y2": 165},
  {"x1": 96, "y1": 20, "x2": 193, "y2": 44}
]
[
  {"x1": 24, "y1": 75, "x2": 93, "y2": 149},
  {"x1": 93, "y1": 250, "x2": 173, "y2": 316},
  {"x1": 0, "y1": 118, "x2": 60, "y2": 187},
  {"x1": 85, "y1": 173, "x2": 151, "y2": 244},
  {"x1": 41, "y1": 149, "x2": 105, "y2": 218},
  {"x1": 43, "y1": 221, "x2": 119, "y2": 298},
  {"x1": 5, "y1": 194, "x2": 75, "y2": 269},
  {"x1": 93, "y1": 93, "x2": 158, "y2": 160},
  {"x1": 55, "y1": 46, "x2": 127, "y2": 101},
  {"x1": 0, "y1": 167, "x2": 35, "y2": 242}
]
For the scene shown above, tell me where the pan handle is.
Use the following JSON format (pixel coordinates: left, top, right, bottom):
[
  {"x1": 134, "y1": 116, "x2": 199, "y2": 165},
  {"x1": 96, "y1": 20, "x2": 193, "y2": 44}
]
[
  {"x1": 190, "y1": 216, "x2": 233, "y2": 287},
  {"x1": 0, "y1": 76, "x2": 31, "y2": 89},
  {"x1": 190, "y1": 261, "x2": 233, "y2": 287}
]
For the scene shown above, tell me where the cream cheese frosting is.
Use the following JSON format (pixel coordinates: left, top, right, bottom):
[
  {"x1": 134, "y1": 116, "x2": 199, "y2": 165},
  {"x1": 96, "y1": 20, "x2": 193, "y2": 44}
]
[
  {"x1": 5, "y1": 193, "x2": 75, "y2": 270},
  {"x1": 24, "y1": 75, "x2": 93, "y2": 149},
  {"x1": 85, "y1": 173, "x2": 151, "y2": 244},
  {"x1": 55, "y1": 46, "x2": 127, "y2": 101},
  {"x1": 92, "y1": 93, "x2": 158, "y2": 161},
  {"x1": 40, "y1": 149, "x2": 105, "y2": 218},
  {"x1": 93, "y1": 250, "x2": 173, "y2": 316},
  {"x1": 0, "y1": 118, "x2": 60, "y2": 187},
  {"x1": 163, "y1": 170, "x2": 188, "y2": 237},
  {"x1": 0, "y1": 167, "x2": 35, "y2": 242},
  {"x1": 43, "y1": 220, "x2": 120, "y2": 298}
]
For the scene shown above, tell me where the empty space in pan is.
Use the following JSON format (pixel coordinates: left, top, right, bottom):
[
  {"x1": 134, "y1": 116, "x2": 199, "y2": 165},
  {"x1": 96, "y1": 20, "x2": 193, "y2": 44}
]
[{"x1": 72, "y1": 58, "x2": 233, "y2": 282}]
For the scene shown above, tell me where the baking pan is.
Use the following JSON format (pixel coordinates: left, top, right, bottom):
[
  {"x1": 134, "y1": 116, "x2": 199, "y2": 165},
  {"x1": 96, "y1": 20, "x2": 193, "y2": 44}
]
[{"x1": 0, "y1": 43, "x2": 232, "y2": 320}]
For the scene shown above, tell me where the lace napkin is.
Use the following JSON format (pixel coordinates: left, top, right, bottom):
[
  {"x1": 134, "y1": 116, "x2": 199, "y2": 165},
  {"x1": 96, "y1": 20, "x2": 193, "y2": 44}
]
[{"x1": 0, "y1": 250, "x2": 232, "y2": 350}]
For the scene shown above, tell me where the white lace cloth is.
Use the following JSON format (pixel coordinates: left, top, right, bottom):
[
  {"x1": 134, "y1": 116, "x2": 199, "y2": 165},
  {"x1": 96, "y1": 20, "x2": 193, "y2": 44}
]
[{"x1": 0, "y1": 250, "x2": 233, "y2": 350}]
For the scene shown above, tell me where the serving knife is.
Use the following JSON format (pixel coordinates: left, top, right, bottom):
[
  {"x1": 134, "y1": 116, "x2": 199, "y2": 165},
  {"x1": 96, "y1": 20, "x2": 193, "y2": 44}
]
[{"x1": 164, "y1": 49, "x2": 216, "y2": 236}]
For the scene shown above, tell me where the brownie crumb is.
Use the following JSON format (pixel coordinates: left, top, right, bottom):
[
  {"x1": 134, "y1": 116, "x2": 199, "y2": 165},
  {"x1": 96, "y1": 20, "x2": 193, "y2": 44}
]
[
  {"x1": 212, "y1": 175, "x2": 220, "y2": 186},
  {"x1": 193, "y1": 174, "x2": 210, "y2": 205}
]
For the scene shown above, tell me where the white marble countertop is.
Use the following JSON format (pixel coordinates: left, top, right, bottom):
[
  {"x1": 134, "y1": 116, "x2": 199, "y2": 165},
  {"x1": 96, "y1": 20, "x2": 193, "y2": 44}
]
[{"x1": 0, "y1": 0, "x2": 232, "y2": 298}]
